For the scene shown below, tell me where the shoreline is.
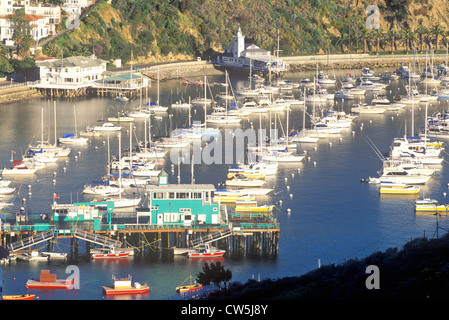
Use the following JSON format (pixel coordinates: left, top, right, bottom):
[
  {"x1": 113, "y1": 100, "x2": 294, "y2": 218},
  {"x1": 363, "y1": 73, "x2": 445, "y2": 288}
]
[{"x1": 1, "y1": 53, "x2": 447, "y2": 105}]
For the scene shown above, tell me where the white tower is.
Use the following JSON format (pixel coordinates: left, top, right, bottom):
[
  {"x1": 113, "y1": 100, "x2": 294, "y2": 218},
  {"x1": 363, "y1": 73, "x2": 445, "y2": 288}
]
[{"x1": 233, "y1": 25, "x2": 245, "y2": 58}]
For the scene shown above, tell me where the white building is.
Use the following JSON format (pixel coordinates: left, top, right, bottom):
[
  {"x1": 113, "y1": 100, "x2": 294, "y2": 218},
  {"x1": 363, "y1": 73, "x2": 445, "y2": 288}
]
[
  {"x1": 25, "y1": 4, "x2": 61, "y2": 35},
  {"x1": 33, "y1": 55, "x2": 108, "y2": 89},
  {"x1": 218, "y1": 27, "x2": 286, "y2": 73}
]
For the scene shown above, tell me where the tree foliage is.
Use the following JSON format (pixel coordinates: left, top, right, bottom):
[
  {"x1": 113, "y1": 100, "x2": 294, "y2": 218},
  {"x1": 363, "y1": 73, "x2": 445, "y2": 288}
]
[{"x1": 196, "y1": 262, "x2": 232, "y2": 290}]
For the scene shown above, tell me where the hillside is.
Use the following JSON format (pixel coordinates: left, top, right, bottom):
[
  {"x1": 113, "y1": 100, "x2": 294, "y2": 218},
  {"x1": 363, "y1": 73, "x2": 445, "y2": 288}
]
[
  {"x1": 205, "y1": 233, "x2": 449, "y2": 300},
  {"x1": 42, "y1": 0, "x2": 449, "y2": 65}
]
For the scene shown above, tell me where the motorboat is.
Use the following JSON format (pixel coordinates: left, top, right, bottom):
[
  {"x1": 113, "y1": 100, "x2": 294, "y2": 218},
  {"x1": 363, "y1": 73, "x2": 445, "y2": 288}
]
[
  {"x1": 379, "y1": 183, "x2": 421, "y2": 195},
  {"x1": 225, "y1": 174, "x2": 265, "y2": 187},
  {"x1": 351, "y1": 103, "x2": 385, "y2": 114},
  {"x1": 91, "y1": 248, "x2": 131, "y2": 259},
  {"x1": 115, "y1": 93, "x2": 129, "y2": 102},
  {"x1": 187, "y1": 243, "x2": 225, "y2": 258},
  {"x1": 82, "y1": 184, "x2": 124, "y2": 196},
  {"x1": 379, "y1": 170, "x2": 431, "y2": 185},
  {"x1": 91, "y1": 122, "x2": 122, "y2": 132},
  {"x1": 1, "y1": 160, "x2": 37, "y2": 175},
  {"x1": 415, "y1": 198, "x2": 449, "y2": 212},
  {"x1": 102, "y1": 275, "x2": 149, "y2": 295}
]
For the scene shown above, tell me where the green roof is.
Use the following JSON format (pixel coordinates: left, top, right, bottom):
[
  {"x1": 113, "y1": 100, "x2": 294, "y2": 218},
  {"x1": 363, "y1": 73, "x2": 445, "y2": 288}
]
[{"x1": 103, "y1": 73, "x2": 142, "y2": 82}]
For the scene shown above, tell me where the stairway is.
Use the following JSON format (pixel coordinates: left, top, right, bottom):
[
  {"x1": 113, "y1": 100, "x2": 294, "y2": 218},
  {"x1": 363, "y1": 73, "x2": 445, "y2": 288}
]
[
  {"x1": 8, "y1": 230, "x2": 55, "y2": 252},
  {"x1": 189, "y1": 227, "x2": 232, "y2": 247},
  {"x1": 73, "y1": 230, "x2": 122, "y2": 249}
]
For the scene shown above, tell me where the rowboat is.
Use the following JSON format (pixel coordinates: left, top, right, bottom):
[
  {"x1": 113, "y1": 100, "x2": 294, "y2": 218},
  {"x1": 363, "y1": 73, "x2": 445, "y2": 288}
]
[
  {"x1": 26, "y1": 270, "x2": 74, "y2": 289},
  {"x1": 187, "y1": 243, "x2": 225, "y2": 258},
  {"x1": 102, "y1": 275, "x2": 149, "y2": 295},
  {"x1": 2, "y1": 294, "x2": 35, "y2": 300}
]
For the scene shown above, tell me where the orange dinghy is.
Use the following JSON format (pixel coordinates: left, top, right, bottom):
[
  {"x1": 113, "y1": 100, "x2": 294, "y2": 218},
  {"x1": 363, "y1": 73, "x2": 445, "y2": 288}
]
[
  {"x1": 102, "y1": 275, "x2": 149, "y2": 295},
  {"x1": 3, "y1": 294, "x2": 35, "y2": 300}
]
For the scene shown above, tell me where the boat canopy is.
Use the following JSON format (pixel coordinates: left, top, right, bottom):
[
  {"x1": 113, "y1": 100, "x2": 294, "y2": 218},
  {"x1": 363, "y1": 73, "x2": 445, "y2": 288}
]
[{"x1": 63, "y1": 133, "x2": 75, "y2": 138}]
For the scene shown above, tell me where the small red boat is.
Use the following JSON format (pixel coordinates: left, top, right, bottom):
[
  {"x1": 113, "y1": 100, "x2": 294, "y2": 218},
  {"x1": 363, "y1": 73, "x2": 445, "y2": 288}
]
[
  {"x1": 2, "y1": 294, "x2": 35, "y2": 300},
  {"x1": 26, "y1": 270, "x2": 74, "y2": 289},
  {"x1": 176, "y1": 276, "x2": 204, "y2": 294},
  {"x1": 102, "y1": 275, "x2": 149, "y2": 295},
  {"x1": 91, "y1": 248, "x2": 130, "y2": 259},
  {"x1": 187, "y1": 243, "x2": 225, "y2": 258}
]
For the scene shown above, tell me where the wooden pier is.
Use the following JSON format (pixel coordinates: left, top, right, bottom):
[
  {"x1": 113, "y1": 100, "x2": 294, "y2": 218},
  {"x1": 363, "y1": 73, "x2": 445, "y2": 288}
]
[{"x1": 0, "y1": 219, "x2": 280, "y2": 258}]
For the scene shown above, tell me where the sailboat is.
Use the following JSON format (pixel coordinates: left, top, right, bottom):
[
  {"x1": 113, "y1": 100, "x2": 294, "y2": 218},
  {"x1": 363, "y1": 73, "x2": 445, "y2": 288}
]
[
  {"x1": 147, "y1": 69, "x2": 168, "y2": 113},
  {"x1": 28, "y1": 104, "x2": 71, "y2": 158},
  {"x1": 82, "y1": 131, "x2": 124, "y2": 196},
  {"x1": 59, "y1": 106, "x2": 89, "y2": 144},
  {"x1": 206, "y1": 70, "x2": 241, "y2": 125},
  {"x1": 101, "y1": 132, "x2": 141, "y2": 208}
]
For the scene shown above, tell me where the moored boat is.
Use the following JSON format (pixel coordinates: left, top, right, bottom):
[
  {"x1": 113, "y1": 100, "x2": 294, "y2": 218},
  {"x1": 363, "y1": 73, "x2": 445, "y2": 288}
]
[
  {"x1": 91, "y1": 248, "x2": 131, "y2": 259},
  {"x1": 26, "y1": 270, "x2": 74, "y2": 289},
  {"x1": 187, "y1": 243, "x2": 225, "y2": 258},
  {"x1": 102, "y1": 275, "x2": 149, "y2": 295},
  {"x1": 176, "y1": 275, "x2": 204, "y2": 294},
  {"x1": 2, "y1": 294, "x2": 35, "y2": 300},
  {"x1": 415, "y1": 198, "x2": 449, "y2": 212}
]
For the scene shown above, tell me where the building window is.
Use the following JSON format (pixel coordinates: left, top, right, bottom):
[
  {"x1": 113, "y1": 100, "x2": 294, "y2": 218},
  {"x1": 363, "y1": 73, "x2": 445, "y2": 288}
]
[{"x1": 153, "y1": 192, "x2": 165, "y2": 199}]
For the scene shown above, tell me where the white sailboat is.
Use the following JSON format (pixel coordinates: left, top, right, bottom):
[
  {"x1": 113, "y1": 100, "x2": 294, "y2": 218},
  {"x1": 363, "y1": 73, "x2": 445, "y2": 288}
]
[{"x1": 59, "y1": 105, "x2": 89, "y2": 144}]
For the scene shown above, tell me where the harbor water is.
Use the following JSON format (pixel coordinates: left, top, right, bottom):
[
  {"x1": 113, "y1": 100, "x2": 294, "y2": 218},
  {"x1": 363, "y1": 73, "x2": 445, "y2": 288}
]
[{"x1": 1, "y1": 67, "x2": 449, "y2": 300}]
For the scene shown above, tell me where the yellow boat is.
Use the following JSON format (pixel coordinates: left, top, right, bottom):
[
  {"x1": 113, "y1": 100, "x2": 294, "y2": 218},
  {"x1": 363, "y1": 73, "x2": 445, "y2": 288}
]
[
  {"x1": 415, "y1": 198, "x2": 449, "y2": 212},
  {"x1": 235, "y1": 205, "x2": 274, "y2": 213},
  {"x1": 227, "y1": 172, "x2": 266, "y2": 179},
  {"x1": 379, "y1": 184, "x2": 421, "y2": 195},
  {"x1": 2, "y1": 294, "x2": 35, "y2": 300}
]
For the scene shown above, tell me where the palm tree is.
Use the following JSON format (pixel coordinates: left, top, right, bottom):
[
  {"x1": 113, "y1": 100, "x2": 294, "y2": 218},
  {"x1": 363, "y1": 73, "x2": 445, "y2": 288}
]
[
  {"x1": 430, "y1": 24, "x2": 445, "y2": 52},
  {"x1": 371, "y1": 28, "x2": 384, "y2": 55},
  {"x1": 415, "y1": 26, "x2": 428, "y2": 53},
  {"x1": 401, "y1": 29, "x2": 416, "y2": 54},
  {"x1": 386, "y1": 29, "x2": 399, "y2": 54}
]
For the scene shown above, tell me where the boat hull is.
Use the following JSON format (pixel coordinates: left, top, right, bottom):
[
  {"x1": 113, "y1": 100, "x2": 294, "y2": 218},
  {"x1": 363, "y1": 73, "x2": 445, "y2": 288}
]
[
  {"x1": 2, "y1": 294, "x2": 35, "y2": 300},
  {"x1": 102, "y1": 285, "x2": 150, "y2": 295}
]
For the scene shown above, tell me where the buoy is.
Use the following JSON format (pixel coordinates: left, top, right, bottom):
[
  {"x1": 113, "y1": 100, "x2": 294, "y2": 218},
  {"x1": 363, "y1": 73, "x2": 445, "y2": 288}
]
[
  {"x1": 53, "y1": 179, "x2": 56, "y2": 184},
  {"x1": 286, "y1": 185, "x2": 290, "y2": 190},
  {"x1": 287, "y1": 208, "x2": 291, "y2": 215},
  {"x1": 63, "y1": 167, "x2": 66, "y2": 172},
  {"x1": 313, "y1": 161, "x2": 317, "y2": 166},
  {"x1": 291, "y1": 173, "x2": 294, "y2": 178},
  {"x1": 28, "y1": 185, "x2": 31, "y2": 189},
  {"x1": 95, "y1": 146, "x2": 98, "y2": 150},
  {"x1": 53, "y1": 172, "x2": 57, "y2": 176},
  {"x1": 289, "y1": 194, "x2": 293, "y2": 199},
  {"x1": 352, "y1": 131, "x2": 355, "y2": 135},
  {"x1": 279, "y1": 200, "x2": 283, "y2": 206},
  {"x1": 329, "y1": 142, "x2": 332, "y2": 147},
  {"x1": 444, "y1": 192, "x2": 447, "y2": 197},
  {"x1": 314, "y1": 146, "x2": 317, "y2": 151},
  {"x1": 284, "y1": 177, "x2": 288, "y2": 182},
  {"x1": 308, "y1": 157, "x2": 311, "y2": 161},
  {"x1": 297, "y1": 168, "x2": 301, "y2": 173}
]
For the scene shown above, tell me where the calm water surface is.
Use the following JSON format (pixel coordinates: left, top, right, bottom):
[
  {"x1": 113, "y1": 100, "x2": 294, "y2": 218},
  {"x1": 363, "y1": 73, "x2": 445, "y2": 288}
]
[{"x1": 1, "y1": 68, "x2": 449, "y2": 300}]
